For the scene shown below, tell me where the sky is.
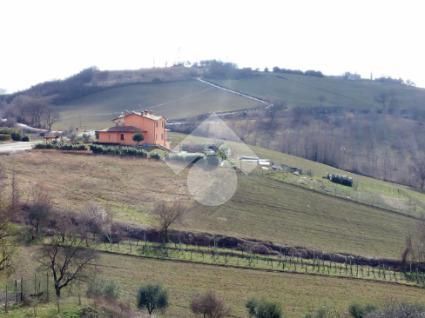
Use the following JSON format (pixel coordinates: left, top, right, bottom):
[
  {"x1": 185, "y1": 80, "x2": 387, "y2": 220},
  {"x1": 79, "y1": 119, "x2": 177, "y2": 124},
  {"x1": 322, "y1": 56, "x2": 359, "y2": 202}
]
[{"x1": 1, "y1": 0, "x2": 425, "y2": 93}]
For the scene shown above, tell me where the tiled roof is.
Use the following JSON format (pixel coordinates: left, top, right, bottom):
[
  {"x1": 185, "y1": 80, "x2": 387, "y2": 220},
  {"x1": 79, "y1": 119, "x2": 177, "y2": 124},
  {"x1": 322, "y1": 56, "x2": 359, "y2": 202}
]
[
  {"x1": 113, "y1": 111, "x2": 163, "y2": 121},
  {"x1": 106, "y1": 126, "x2": 142, "y2": 133}
]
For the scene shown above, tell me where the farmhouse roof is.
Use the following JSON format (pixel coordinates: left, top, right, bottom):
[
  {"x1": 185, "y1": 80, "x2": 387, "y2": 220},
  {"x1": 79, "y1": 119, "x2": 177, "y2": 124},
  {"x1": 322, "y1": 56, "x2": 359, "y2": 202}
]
[
  {"x1": 113, "y1": 110, "x2": 163, "y2": 121},
  {"x1": 106, "y1": 126, "x2": 142, "y2": 133}
]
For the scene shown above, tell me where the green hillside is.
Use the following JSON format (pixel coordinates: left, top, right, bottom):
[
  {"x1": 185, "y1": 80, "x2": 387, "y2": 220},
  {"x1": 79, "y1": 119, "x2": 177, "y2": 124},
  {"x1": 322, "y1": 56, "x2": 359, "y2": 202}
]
[
  {"x1": 54, "y1": 71, "x2": 425, "y2": 131},
  {"x1": 209, "y1": 73, "x2": 425, "y2": 110},
  {"x1": 9, "y1": 247, "x2": 425, "y2": 318},
  {"x1": 4, "y1": 142, "x2": 425, "y2": 258},
  {"x1": 55, "y1": 79, "x2": 260, "y2": 129}
]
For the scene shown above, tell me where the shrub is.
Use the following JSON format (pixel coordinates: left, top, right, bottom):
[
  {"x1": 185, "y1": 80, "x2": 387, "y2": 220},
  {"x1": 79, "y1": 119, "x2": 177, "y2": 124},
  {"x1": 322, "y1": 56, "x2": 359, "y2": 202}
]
[
  {"x1": 90, "y1": 144, "x2": 148, "y2": 158},
  {"x1": 246, "y1": 298, "x2": 282, "y2": 318},
  {"x1": 137, "y1": 284, "x2": 168, "y2": 315},
  {"x1": 87, "y1": 279, "x2": 120, "y2": 301},
  {"x1": 0, "y1": 128, "x2": 15, "y2": 135},
  {"x1": 0, "y1": 134, "x2": 10, "y2": 141},
  {"x1": 167, "y1": 152, "x2": 205, "y2": 164},
  {"x1": 34, "y1": 143, "x2": 87, "y2": 151},
  {"x1": 34, "y1": 143, "x2": 54, "y2": 149},
  {"x1": 132, "y1": 133, "x2": 144, "y2": 145},
  {"x1": 364, "y1": 303, "x2": 425, "y2": 318},
  {"x1": 149, "y1": 152, "x2": 161, "y2": 160},
  {"x1": 191, "y1": 291, "x2": 230, "y2": 318},
  {"x1": 304, "y1": 306, "x2": 342, "y2": 318},
  {"x1": 349, "y1": 304, "x2": 377, "y2": 318},
  {"x1": 10, "y1": 132, "x2": 21, "y2": 141}
]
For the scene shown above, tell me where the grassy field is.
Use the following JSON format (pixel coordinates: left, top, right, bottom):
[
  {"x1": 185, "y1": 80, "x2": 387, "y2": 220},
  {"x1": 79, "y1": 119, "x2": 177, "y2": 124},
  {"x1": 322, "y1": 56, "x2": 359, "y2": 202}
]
[
  {"x1": 54, "y1": 72, "x2": 425, "y2": 131},
  {"x1": 55, "y1": 80, "x2": 260, "y2": 129},
  {"x1": 1, "y1": 150, "x2": 422, "y2": 258},
  {"x1": 170, "y1": 133, "x2": 425, "y2": 217},
  {"x1": 96, "y1": 253, "x2": 425, "y2": 317},
  {"x1": 209, "y1": 73, "x2": 425, "y2": 110},
  {"x1": 5, "y1": 247, "x2": 425, "y2": 318}
]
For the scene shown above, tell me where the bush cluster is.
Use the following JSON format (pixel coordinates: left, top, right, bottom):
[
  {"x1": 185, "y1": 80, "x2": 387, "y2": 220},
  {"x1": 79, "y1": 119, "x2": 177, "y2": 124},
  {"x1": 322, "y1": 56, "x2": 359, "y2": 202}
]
[
  {"x1": 327, "y1": 173, "x2": 353, "y2": 187},
  {"x1": 87, "y1": 279, "x2": 120, "y2": 301},
  {"x1": 0, "y1": 134, "x2": 10, "y2": 141},
  {"x1": 34, "y1": 143, "x2": 87, "y2": 151},
  {"x1": 90, "y1": 144, "x2": 148, "y2": 158},
  {"x1": 0, "y1": 128, "x2": 29, "y2": 142},
  {"x1": 167, "y1": 152, "x2": 205, "y2": 164}
]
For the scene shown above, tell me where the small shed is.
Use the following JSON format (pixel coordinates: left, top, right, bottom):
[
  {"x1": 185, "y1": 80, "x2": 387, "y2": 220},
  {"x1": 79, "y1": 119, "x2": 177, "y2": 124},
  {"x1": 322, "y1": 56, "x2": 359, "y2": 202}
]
[{"x1": 42, "y1": 132, "x2": 61, "y2": 143}]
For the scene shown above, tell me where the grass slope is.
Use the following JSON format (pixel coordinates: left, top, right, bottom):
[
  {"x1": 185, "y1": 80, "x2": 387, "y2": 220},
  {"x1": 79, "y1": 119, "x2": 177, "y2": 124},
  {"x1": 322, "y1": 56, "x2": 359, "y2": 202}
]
[
  {"x1": 209, "y1": 73, "x2": 425, "y2": 110},
  {"x1": 2, "y1": 150, "x2": 423, "y2": 258},
  {"x1": 55, "y1": 80, "x2": 260, "y2": 129},
  {"x1": 7, "y1": 248, "x2": 425, "y2": 318},
  {"x1": 98, "y1": 253, "x2": 425, "y2": 317},
  {"x1": 170, "y1": 133, "x2": 425, "y2": 218}
]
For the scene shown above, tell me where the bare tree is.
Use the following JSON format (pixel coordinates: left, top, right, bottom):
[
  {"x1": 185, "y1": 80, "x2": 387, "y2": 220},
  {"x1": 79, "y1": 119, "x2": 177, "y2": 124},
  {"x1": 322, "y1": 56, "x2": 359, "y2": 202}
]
[
  {"x1": 191, "y1": 291, "x2": 230, "y2": 318},
  {"x1": 10, "y1": 95, "x2": 52, "y2": 128},
  {"x1": 28, "y1": 184, "x2": 53, "y2": 239},
  {"x1": 10, "y1": 169, "x2": 19, "y2": 214},
  {"x1": 43, "y1": 107, "x2": 60, "y2": 130},
  {"x1": 0, "y1": 163, "x2": 6, "y2": 209},
  {"x1": 78, "y1": 203, "x2": 113, "y2": 243},
  {"x1": 0, "y1": 165, "x2": 14, "y2": 273},
  {"x1": 375, "y1": 90, "x2": 398, "y2": 112},
  {"x1": 37, "y1": 234, "x2": 98, "y2": 299},
  {"x1": 0, "y1": 210, "x2": 13, "y2": 272},
  {"x1": 403, "y1": 216, "x2": 425, "y2": 264},
  {"x1": 410, "y1": 154, "x2": 425, "y2": 190},
  {"x1": 154, "y1": 201, "x2": 187, "y2": 243}
]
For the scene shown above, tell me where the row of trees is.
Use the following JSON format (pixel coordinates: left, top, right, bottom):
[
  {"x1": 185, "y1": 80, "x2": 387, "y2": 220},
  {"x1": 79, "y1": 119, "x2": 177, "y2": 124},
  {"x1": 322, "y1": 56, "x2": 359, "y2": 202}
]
[
  {"x1": 2, "y1": 94, "x2": 59, "y2": 129},
  {"x1": 228, "y1": 106, "x2": 425, "y2": 190}
]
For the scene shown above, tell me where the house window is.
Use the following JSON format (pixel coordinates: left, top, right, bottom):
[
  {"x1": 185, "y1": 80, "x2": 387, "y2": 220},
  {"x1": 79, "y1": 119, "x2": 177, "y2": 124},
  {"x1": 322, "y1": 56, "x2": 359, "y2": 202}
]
[
  {"x1": 120, "y1": 134, "x2": 124, "y2": 141},
  {"x1": 156, "y1": 122, "x2": 158, "y2": 127},
  {"x1": 161, "y1": 133, "x2": 164, "y2": 140}
]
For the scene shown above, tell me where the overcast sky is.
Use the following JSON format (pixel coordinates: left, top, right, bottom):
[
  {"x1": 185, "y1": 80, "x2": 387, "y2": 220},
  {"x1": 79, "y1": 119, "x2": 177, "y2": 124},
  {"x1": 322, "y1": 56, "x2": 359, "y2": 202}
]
[{"x1": 1, "y1": 0, "x2": 425, "y2": 92}]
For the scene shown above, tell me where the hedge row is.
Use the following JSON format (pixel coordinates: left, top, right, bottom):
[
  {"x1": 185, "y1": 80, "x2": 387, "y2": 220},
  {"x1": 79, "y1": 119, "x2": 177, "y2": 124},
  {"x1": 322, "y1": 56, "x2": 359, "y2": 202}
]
[
  {"x1": 0, "y1": 134, "x2": 11, "y2": 141},
  {"x1": 167, "y1": 152, "x2": 205, "y2": 164},
  {"x1": 0, "y1": 129, "x2": 29, "y2": 142},
  {"x1": 90, "y1": 144, "x2": 149, "y2": 158},
  {"x1": 166, "y1": 152, "x2": 220, "y2": 166},
  {"x1": 34, "y1": 143, "x2": 88, "y2": 151}
]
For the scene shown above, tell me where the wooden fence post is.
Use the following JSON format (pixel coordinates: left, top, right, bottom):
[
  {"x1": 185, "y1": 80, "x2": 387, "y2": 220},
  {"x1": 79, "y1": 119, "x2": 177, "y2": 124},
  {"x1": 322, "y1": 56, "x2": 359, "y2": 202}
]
[
  {"x1": 46, "y1": 272, "x2": 49, "y2": 302},
  {"x1": 5, "y1": 284, "x2": 7, "y2": 313}
]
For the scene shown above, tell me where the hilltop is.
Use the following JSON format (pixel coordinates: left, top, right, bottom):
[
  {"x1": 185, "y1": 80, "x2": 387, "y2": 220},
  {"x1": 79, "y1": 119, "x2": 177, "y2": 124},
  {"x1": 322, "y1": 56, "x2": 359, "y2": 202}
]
[{"x1": 1, "y1": 62, "x2": 424, "y2": 189}]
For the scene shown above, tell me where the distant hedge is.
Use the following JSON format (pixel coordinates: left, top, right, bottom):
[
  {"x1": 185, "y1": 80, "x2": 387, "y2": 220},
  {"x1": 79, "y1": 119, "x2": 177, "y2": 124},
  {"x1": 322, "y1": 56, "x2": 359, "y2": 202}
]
[
  {"x1": 90, "y1": 144, "x2": 148, "y2": 158},
  {"x1": 0, "y1": 128, "x2": 15, "y2": 135},
  {"x1": 167, "y1": 152, "x2": 205, "y2": 164},
  {"x1": 34, "y1": 143, "x2": 88, "y2": 151},
  {"x1": 327, "y1": 173, "x2": 353, "y2": 187},
  {"x1": 166, "y1": 152, "x2": 221, "y2": 167},
  {"x1": 0, "y1": 134, "x2": 10, "y2": 141}
]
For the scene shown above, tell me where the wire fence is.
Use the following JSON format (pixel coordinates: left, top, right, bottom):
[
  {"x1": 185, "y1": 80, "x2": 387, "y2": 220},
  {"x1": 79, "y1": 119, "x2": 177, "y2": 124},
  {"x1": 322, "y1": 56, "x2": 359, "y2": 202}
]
[
  {"x1": 93, "y1": 239, "x2": 425, "y2": 288},
  {"x1": 0, "y1": 272, "x2": 50, "y2": 313}
]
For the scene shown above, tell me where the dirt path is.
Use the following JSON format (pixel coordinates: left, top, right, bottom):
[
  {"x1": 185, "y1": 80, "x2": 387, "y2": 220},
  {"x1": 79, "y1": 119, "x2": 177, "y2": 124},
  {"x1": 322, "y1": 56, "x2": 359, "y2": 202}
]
[
  {"x1": 196, "y1": 77, "x2": 272, "y2": 107},
  {"x1": 0, "y1": 141, "x2": 35, "y2": 153}
]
